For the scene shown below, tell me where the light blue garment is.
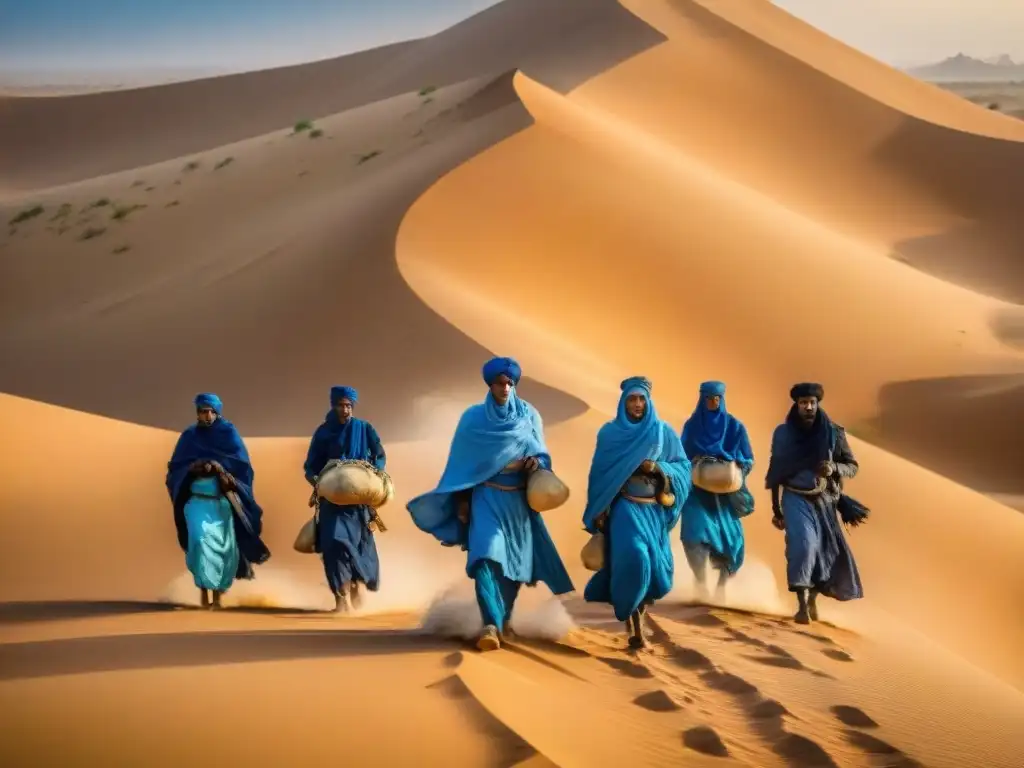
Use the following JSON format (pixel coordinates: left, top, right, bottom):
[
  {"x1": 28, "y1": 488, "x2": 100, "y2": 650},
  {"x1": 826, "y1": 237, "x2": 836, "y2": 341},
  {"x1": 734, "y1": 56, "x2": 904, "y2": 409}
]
[
  {"x1": 680, "y1": 490, "x2": 745, "y2": 575},
  {"x1": 582, "y1": 377, "x2": 692, "y2": 621},
  {"x1": 183, "y1": 476, "x2": 239, "y2": 592},
  {"x1": 406, "y1": 390, "x2": 574, "y2": 596},
  {"x1": 679, "y1": 381, "x2": 754, "y2": 575},
  {"x1": 474, "y1": 559, "x2": 521, "y2": 628}
]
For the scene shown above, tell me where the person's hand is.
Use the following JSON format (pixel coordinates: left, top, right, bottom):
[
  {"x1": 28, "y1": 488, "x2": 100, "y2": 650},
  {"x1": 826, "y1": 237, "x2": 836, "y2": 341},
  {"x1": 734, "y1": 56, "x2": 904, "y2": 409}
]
[
  {"x1": 817, "y1": 460, "x2": 835, "y2": 478},
  {"x1": 640, "y1": 460, "x2": 657, "y2": 474},
  {"x1": 209, "y1": 460, "x2": 225, "y2": 474},
  {"x1": 771, "y1": 513, "x2": 785, "y2": 531},
  {"x1": 524, "y1": 456, "x2": 541, "y2": 473},
  {"x1": 456, "y1": 499, "x2": 470, "y2": 524},
  {"x1": 595, "y1": 510, "x2": 609, "y2": 532},
  {"x1": 219, "y1": 473, "x2": 237, "y2": 491}
]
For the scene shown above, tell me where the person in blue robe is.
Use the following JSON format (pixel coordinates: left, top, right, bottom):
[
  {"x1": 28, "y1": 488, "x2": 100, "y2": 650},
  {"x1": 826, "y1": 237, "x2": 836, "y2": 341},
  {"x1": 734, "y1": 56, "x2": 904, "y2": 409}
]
[
  {"x1": 407, "y1": 356, "x2": 574, "y2": 652},
  {"x1": 766, "y1": 382, "x2": 864, "y2": 624},
  {"x1": 183, "y1": 474, "x2": 240, "y2": 599},
  {"x1": 582, "y1": 376, "x2": 692, "y2": 649},
  {"x1": 166, "y1": 393, "x2": 271, "y2": 608},
  {"x1": 679, "y1": 380, "x2": 755, "y2": 601},
  {"x1": 303, "y1": 385, "x2": 387, "y2": 612}
]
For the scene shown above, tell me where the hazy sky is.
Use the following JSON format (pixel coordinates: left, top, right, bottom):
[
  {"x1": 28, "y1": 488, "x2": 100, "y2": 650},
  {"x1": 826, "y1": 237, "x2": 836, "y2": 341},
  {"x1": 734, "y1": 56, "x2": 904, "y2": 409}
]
[
  {"x1": 1, "y1": 0, "x2": 1020, "y2": 76},
  {"x1": 773, "y1": 0, "x2": 1024, "y2": 66}
]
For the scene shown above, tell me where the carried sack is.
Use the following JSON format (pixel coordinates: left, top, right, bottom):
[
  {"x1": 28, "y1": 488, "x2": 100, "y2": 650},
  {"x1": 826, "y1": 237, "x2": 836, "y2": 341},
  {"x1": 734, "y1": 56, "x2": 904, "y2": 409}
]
[
  {"x1": 837, "y1": 493, "x2": 870, "y2": 527},
  {"x1": 727, "y1": 485, "x2": 756, "y2": 518},
  {"x1": 580, "y1": 531, "x2": 606, "y2": 571},
  {"x1": 293, "y1": 516, "x2": 317, "y2": 554},
  {"x1": 317, "y1": 459, "x2": 395, "y2": 508},
  {"x1": 692, "y1": 457, "x2": 743, "y2": 494},
  {"x1": 527, "y1": 469, "x2": 571, "y2": 512}
]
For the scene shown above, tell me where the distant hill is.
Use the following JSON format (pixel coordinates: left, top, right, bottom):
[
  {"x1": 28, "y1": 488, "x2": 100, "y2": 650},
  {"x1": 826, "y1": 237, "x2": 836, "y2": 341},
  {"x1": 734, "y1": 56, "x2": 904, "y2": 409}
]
[{"x1": 906, "y1": 53, "x2": 1024, "y2": 83}]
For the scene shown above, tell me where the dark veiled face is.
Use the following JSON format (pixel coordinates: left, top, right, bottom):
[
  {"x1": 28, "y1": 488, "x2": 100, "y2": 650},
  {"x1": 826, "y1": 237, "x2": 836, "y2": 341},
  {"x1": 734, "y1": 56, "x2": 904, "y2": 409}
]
[
  {"x1": 796, "y1": 396, "x2": 818, "y2": 424},
  {"x1": 625, "y1": 393, "x2": 647, "y2": 421},
  {"x1": 704, "y1": 395, "x2": 721, "y2": 412},
  {"x1": 490, "y1": 374, "x2": 513, "y2": 405},
  {"x1": 334, "y1": 398, "x2": 354, "y2": 423},
  {"x1": 196, "y1": 406, "x2": 217, "y2": 427}
]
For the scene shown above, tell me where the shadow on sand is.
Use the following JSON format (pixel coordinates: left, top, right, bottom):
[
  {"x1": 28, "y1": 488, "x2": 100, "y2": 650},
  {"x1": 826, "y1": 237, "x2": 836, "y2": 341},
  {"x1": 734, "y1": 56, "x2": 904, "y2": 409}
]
[{"x1": 0, "y1": 626, "x2": 456, "y2": 681}]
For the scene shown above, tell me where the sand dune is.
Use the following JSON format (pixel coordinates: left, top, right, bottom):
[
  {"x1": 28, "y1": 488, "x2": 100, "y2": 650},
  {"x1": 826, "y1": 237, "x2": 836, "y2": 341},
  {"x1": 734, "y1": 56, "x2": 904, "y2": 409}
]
[
  {"x1": 3, "y1": 0, "x2": 1024, "y2": 765},
  {"x1": 0, "y1": 0, "x2": 662, "y2": 192}
]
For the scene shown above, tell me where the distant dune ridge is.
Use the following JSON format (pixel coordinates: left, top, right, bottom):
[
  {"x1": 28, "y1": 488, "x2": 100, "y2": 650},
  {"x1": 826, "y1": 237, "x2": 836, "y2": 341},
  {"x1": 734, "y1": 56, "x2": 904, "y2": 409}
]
[{"x1": 2, "y1": 0, "x2": 1024, "y2": 766}]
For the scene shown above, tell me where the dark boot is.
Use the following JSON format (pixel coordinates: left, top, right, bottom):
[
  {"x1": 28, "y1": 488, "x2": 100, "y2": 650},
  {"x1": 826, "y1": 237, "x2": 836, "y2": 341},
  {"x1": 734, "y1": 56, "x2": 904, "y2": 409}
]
[
  {"x1": 794, "y1": 588, "x2": 811, "y2": 625},
  {"x1": 200, "y1": 588, "x2": 210, "y2": 609},
  {"x1": 627, "y1": 610, "x2": 646, "y2": 649}
]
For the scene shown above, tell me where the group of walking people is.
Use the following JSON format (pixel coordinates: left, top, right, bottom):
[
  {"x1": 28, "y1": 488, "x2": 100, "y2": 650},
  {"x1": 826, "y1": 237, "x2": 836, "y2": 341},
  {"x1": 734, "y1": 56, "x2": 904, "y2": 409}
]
[{"x1": 165, "y1": 357, "x2": 866, "y2": 650}]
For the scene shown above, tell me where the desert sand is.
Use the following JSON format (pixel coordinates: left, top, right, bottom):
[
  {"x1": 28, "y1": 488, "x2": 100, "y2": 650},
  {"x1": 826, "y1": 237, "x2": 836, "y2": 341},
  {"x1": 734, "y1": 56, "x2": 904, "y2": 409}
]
[{"x1": 2, "y1": 0, "x2": 1024, "y2": 766}]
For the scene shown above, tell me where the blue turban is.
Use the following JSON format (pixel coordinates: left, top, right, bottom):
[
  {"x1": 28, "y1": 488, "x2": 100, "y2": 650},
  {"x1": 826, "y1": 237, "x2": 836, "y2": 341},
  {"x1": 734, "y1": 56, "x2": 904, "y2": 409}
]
[
  {"x1": 331, "y1": 385, "x2": 358, "y2": 405},
  {"x1": 194, "y1": 393, "x2": 222, "y2": 414},
  {"x1": 699, "y1": 380, "x2": 726, "y2": 398},
  {"x1": 620, "y1": 376, "x2": 652, "y2": 394},
  {"x1": 482, "y1": 357, "x2": 522, "y2": 386}
]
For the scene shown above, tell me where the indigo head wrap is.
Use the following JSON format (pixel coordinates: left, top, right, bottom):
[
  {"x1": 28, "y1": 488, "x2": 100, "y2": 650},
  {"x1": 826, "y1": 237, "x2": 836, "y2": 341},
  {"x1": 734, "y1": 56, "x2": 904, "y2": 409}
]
[
  {"x1": 790, "y1": 382, "x2": 824, "y2": 402},
  {"x1": 699, "y1": 380, "x2": 726, "y2": 399},
  {"x1": 681, "y1": 380, "x2": 753, "y2": 464},
  {"x1": 331, "y1": 385, "x2": 358, "y2": 405},
  {"x1": 482, "y1": 357, "x2": 522, "y2": 386},
  {"x1": 194, "y1": 393, "x2": 223, "y2": 414}
]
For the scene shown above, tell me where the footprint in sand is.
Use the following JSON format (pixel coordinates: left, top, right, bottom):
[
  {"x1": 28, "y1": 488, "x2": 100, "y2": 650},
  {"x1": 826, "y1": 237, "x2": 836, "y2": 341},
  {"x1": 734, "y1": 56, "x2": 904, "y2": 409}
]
[
  {"x1": 701, "y1": 669, "x2": 760, "y2": 696},
  {"x1": 822, "y1": 648, "x2": 854, "y2": 662},
  {"x1": 633, "y1": 689, "x2": 684, "y2": 712},
  {"x1": 750, "y1": 699, "x2": 790, "y2": 720},
  {"x1": 682, "y1": 726, "x2": 729, "y2": 757},
  {"x1": 830, "y1": 705, "x2": 877, "y2": 728},
  {"x1": 597, "y1": 656, "x2": 654, "y2": 679},
  {"x1": 845, "y1": 730, "x2": 923, "y2": 767},
  {"x1": 773, "y1": 733, "x2": 839, "y2": 768}
]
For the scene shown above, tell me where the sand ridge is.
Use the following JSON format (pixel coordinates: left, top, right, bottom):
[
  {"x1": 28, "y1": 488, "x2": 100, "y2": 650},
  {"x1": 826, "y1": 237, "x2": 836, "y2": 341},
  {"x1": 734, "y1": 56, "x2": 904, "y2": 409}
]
[{"x1": 2, "y1": 0, "x2": 1024, "y2": 765}]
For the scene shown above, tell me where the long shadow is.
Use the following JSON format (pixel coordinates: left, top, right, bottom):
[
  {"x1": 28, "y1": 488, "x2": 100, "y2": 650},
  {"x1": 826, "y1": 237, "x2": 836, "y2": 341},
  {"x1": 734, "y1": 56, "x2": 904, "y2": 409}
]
[
  {"x1": 853, "y1": 373, "x2": 1024, "y2": 496},
  {"x1": 0, "y1": 628, "x2": 456, "y2": 681},
  {"x1": 0, "y1": 599, "x2": 330, "y2": 625},
  {"x1": 0, "y1": 600, "x2": 176, "y2": 625},
  {"x1": 873, "y1": 114, "x2": 1024, "y2": 304}
]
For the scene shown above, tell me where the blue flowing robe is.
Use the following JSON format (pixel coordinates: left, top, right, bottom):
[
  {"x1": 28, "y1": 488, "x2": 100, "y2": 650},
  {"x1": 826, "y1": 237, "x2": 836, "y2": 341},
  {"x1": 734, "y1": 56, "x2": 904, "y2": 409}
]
[
  {"x1": 166, "y1": 418, "x2": 270, "y2": 580},
  {"x1": 183, "y1": 476, "x2": 240, "y2": 592},
  {"x1": 303, "y1": 414, "x2": 386, "y2": 594},
  {"x1": 679, "y1": 390, "x2": 755, "y2": 576},
  {"x1": 765, "y1": 412, "x2": 864, "y2": 600},
  {"x1": 582, "y1": 387, "x2": 692, "y2": 622},
  {"x1": 407, "y1": 391, "x2": 574, "y2": 628}
]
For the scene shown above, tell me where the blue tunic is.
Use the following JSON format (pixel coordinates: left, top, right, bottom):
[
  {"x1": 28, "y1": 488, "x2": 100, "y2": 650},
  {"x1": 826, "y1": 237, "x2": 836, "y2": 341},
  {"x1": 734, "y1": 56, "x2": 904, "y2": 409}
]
[
  {"x1": 679, "y1": 381, "x2": 755, "y2": 575},
  {"x1": 183, "y1": 476, "x2": 240, "y2": 592},
  {"x1": 166, "y1": 417, "x2": 270, "y2": 579},
  {"x1": 582, "y1": 378, "x2": 693, "y2": 622},
  {"x1": 766, "y1": 413, "x2": 864, "y2": 600},
  {"x1": 407, "y1": 391, "x2": 574, "y2": 619},
  {"x1": 303, "y1": 413, "x2": 386, "y2": 593}
]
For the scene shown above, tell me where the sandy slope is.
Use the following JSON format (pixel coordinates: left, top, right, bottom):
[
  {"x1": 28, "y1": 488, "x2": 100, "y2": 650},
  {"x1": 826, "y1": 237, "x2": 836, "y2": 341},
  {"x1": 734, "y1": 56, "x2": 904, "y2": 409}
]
[{"x1": 3, "y1": 0, "x2": 1024, "y2": 765}]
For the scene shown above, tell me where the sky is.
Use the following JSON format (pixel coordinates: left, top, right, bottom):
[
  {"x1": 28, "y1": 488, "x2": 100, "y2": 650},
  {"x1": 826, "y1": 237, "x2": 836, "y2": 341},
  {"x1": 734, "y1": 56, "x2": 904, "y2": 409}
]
[
  {"x1": 0, "y1": 0, "x2": 1021, "y2": 79},
  {"x1": 773, "y1": 0, "x2": 1024, "y2": 66}
]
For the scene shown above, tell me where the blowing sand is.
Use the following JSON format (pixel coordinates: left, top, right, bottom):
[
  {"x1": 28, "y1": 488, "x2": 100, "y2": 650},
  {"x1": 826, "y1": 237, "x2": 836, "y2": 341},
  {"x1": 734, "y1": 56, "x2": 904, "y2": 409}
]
[{"x1": 2, "y1": 0, "x2": 1024, "y2": 766}]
